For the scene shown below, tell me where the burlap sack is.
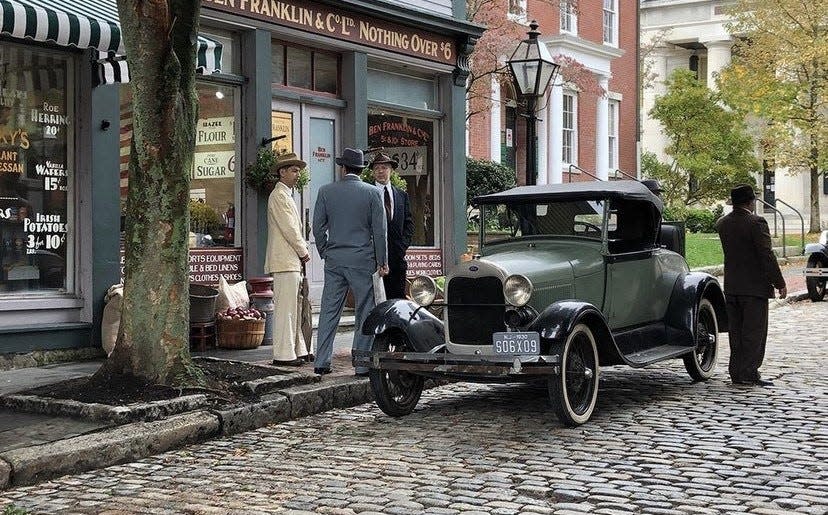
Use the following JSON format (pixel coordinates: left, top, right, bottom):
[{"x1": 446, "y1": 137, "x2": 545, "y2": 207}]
[
  {"x1": 101, "y1": 284, "x2": 124, "y2": 356},
  {"x1": 216, "y1": 276, "x2": 249, "y2": 312}
]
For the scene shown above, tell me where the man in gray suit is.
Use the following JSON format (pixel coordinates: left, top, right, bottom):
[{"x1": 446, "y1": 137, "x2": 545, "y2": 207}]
[{"x1": 312, "y1": 148, "x2": 389, "y2": 376}]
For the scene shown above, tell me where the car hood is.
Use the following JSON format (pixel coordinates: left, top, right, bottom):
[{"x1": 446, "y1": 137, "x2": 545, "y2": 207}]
[{"x1": 474, "y1": 241, "x2": 604, "y2": 279}]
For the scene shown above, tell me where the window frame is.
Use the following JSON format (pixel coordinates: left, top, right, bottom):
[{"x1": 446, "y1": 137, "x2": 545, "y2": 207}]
[
  {"x1": 603, "y1": 0, "x2": 618, "y2": 46},
  {"x1": 608, "y1": 99, "x2": 619, "y2": 172},
  {"x1": 562, "y1": 92, "x2": 578, "y2": 167},
  {"x1": 507, "y1": 0, "x2": 527, "y2": 21},
  {"x1": 271, "y1": 40, "x2": 340, "y2": 97},
  {"x1": 560, "y1": 0, "x2": 578, "y2": 35}
]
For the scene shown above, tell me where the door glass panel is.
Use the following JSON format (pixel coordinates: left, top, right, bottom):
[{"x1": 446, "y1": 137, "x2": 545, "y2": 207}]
[
  {"x1": 308, "y1": 117, "x2": 335, "y2": 221},
  {"x1": 287, "y1": 47, "x2": 312, "y2": 90},
  {"x1": 271, "y1": 43, "x2": 285, "y2": 86},
  {"x1": 314, "y1": 53, "x2": 338, "y2": 94}
]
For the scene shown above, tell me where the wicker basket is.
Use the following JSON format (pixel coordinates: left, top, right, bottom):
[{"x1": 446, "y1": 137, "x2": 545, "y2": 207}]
[{"x1": 216, "y1": 318, "x2": 265, "y2": 349}]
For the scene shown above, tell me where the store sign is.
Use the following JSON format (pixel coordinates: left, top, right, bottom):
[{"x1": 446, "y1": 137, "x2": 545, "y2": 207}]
[
  {"x1": 192, "y1": 150, "x2": 236, "y2": 179},
  {"x1": 405, "y1": 248, "x2": 442, "y2": 277},
  {"x1": 24, "y1": 213, "x2": 67, "y2": 254},
  {"x1": 119, "y1": 248, "x2": 245, "y2": 285},
  {"x1": 203, "y1": 0, "x2": 456, "y2": 65},
  {"x1": 381, "y1": 146, "x2": 426, "y2": 176},
  {"x1": 271, "y1": 111, "x2": 293, "y2": 154},
  {"x1": 196, "y1": 116, "x2": 235, "y2": 146}
]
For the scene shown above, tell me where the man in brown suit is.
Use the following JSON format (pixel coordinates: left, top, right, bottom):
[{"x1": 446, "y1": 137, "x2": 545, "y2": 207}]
[{"x1": 715, "y1": 184, "x2": 787, "y2": 387}]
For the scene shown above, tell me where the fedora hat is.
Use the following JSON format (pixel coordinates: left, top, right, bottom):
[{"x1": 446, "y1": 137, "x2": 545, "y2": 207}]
[
  {"x1": 729, "y1": 184, "x2": 756, "y2": 205},
  {"x1": 369, "y1": 152, "x2": 399, "y2": 169},
  {"x1": 271, "y1": 152, "x2": 307, "y2": 171},
  {"x1": 641, "y1": 179, "x2": 664, "y2": 194},
  {"x1": 335, "y1": 148, "x2": 368, "y2": 170}
]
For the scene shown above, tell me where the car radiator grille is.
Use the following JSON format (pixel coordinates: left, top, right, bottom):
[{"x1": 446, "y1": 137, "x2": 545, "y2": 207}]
[{"x1": 447, "y1": 276, "x2": 505, "y2": 345}]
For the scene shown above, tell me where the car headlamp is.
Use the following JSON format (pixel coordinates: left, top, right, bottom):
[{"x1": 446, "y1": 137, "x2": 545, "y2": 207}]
[
  {"x1": 504, "y1": 274, "x2": 533, "y2": 307},
  {"x1": 409, "y1": 275, "x2": 437, "y2": 306}
]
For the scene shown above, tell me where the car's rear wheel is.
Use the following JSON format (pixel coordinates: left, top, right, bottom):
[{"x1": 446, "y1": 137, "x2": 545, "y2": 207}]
[
  {"x1": 806, "y1": 255, "x2": 826, "y2": 302},
  {"x1": 369, "y1": 332, "x2": 424, "y2": 417},
  {"x1": 683, "y1": 298, "x2": 718, "y2": 381},
  {"x1": 549, "y1": 323, "x2": 600, "y2": 426}
]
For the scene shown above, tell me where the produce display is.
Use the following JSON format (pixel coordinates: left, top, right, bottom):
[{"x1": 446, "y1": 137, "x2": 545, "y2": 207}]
[{"x1": 216, "y1": 306, "x2": 264, "y2": 320}]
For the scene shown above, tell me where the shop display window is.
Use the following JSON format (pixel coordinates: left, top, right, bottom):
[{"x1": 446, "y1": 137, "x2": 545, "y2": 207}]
[
  {"x1": 0, "y1": 44, "x2": 73, "y2": 294},
  {"x1": 367, "y1": 111, "x2": 435, "y2": 246},
  {"x1": 119, "y1": 82, "x2": 240, "y2": 249}
]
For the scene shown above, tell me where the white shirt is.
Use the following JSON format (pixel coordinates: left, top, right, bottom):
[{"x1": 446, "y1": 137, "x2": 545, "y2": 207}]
[{"x1": 375, "y1": 182, "x2": 394, "y2": 220}]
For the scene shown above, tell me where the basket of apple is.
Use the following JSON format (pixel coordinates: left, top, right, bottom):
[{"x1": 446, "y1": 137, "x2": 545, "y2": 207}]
[{"x1": 216, "y1": 306, "x2": 266, "y2": 349}]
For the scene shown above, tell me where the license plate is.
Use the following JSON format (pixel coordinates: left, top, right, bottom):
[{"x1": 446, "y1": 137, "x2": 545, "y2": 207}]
[{"x1": 492, "y1": 331, "x2": 540, "y2": 355}]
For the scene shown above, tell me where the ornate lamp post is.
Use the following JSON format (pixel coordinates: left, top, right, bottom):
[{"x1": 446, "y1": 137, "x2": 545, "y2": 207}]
[{"x1": 507, "y1": 21, "x2": 560, "y2": 186}]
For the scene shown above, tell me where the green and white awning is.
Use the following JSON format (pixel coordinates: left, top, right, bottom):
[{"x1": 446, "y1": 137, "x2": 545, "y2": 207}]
[{"x1": 0, "y1": 0, "x2": 222, "y2": 85}]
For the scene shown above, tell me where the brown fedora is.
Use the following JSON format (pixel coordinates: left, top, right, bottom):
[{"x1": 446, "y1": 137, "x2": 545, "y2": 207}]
[
  {"x1": 271, "y1": 152, "x2": 307, "y2": 171},
  {"x1": 369, "y1": 152, "x2": 399, "y2": 169}
]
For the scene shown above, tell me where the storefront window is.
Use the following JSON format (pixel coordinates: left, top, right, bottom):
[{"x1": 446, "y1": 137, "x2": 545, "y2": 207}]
[
  {"x1": 272, "y1": 40, "x2": 339, "y2": 95},
  {"x1": 119, "y1": 82, "x2": 240, "y2": 248},
  {"x1": 0, "y1": 44, "x2": 73, "y2": 294},
  {"x1": 367, "y1": 112, "x2": 435, "y2": 246}
]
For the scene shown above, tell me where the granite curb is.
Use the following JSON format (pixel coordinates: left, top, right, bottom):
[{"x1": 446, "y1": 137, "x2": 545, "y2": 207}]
[{"x1": 0, "y1": 374, "x2": 377, "y2": 490}]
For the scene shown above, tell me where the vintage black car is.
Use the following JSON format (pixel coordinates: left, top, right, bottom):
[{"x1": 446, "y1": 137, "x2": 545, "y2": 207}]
[
  {"x1": 355, "y1": 181, "x2": 727, "y2": 426},
  {"x1": 804, "y1": 230, "x2": 828, "y2": 301}
]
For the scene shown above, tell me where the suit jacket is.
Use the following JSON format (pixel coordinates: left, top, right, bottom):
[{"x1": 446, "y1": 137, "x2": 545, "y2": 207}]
[
  {"x1": 715, "y1": 208, "x2": 786, "y2": 298},
  {"x1": 383, "y1": 185, "x2": 415, "y2": 269},
  {"x1": 313, "y1": 174, "x2": 387, "y2": 271},
  {"x1": 264, "y1": 182, "x2": 307, "y2": 274}
]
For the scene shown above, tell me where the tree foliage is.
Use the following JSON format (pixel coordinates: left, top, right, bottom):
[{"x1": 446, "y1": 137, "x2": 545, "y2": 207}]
[
  {"x1": 97, "y1": 0, "x2": 203, "y2": 385},
  {"x1": 717, "y1": 0, "x2": 828, "y2": 232},
  {"x1": 466, "y1": 157, "x2": 516, "y2": 210},
  {"x1": 645, "y1": 69, "x2": 758, "y2": 209}
]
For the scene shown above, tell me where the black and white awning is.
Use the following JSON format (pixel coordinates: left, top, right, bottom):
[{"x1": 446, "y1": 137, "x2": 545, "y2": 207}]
[{"x1": 0, "y1": 0, "x2": 222, "y2": 86}]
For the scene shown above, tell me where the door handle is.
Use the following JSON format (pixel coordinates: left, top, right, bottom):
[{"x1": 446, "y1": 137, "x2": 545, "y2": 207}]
[{"x1": 305, "y1": 208, "x2": 311, "y2": 240}]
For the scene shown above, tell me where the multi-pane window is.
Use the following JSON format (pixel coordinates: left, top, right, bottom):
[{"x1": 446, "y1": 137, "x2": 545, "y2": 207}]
[
  {"x1": 508, "y1": 0, "x2": 527, "y2": 18},
  {"x1": 603, "y1": 0, "x2": 618, "y2": 46},
  {"x1": 608, "y1": 100, "x2": 619, "y2": 172},
  {"x1": 272, "y1": 41, "x2": 339, "y2": 95},
  {"x1": 562, "y1": 93, "x2": 577, "y2": 165},
  {"x1": 560, "y1": 0, "x2": 577, "y2": 34}
]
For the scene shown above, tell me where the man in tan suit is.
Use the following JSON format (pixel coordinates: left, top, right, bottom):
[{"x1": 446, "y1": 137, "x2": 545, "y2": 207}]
[
  {"x1": 715, "y1": 184, "x2": 786, "y2": 387},
  {"x1": 264, "y1": 153, "x2": 311, "y2": 366}
]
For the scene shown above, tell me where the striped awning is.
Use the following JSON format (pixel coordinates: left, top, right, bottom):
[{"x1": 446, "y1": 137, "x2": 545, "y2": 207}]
[{"x1": 0, "y1": 0, "x2": 222, "y2": 86}]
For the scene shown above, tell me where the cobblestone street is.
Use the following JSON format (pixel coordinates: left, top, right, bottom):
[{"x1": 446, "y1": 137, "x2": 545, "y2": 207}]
[{"x1": 1, "y1": 300, "x2": 826, "y2": 515}]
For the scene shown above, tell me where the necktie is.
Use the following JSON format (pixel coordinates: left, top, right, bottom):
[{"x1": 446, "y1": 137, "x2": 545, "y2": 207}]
[{"x1": 384, "y1": 186, "x2": 392, "y2": 223}]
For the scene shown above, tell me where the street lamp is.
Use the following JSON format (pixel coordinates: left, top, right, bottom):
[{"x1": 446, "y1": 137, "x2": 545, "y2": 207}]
[{"x1": 507, "y1": 21, "x2": 560, "y2": 186}]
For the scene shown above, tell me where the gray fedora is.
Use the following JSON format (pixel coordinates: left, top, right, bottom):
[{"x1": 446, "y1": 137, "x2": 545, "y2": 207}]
[{"x1": 335, "y1": 148, "x2": 368, "y2": 169}]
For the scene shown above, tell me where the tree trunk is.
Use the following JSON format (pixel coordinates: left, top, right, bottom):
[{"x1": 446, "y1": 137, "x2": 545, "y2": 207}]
[
  {"x1": 97, "y1": 0, "x2": 202, "y2": 385},
  {"x1": 810, "y1": 165, "x2": 821, "y2": 233}
]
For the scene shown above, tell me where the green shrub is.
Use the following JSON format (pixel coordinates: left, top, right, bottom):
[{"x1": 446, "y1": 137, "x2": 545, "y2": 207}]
[
  {"x1": 466, "y1": 158, "x2": 516, "y2": 207},
  {"x1": 684, "y1": 207, "x2": 723, "y2": 233}
]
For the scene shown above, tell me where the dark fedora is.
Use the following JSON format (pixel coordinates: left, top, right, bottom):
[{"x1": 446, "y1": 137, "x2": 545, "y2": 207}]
[
  {"x1": 641, "y1": 179, "x2": 664, "y2": 194},
  {"x1": 335, "y1": 148, "x2": 368, "y2": 170},
  {"x1": 729, "y1": 184, "x2": 757, "y2": 205},
  {"x1": 369, "y1": 152, "x2": 398, "y2": 169}
]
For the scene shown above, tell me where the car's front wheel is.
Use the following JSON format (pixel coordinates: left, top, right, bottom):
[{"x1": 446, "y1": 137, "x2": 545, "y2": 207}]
[
  {"x1": 549, "y1": 323, "x2": 600, "y2": 426},
  {"x1": 806, "y1": 255, "x2": 826, "y2": 302},
  {"x1": 369, "y1": 332, "x2": 424, "y2": 417},
  {"x1": 683, "y1": 298, "x2": 718, "y2": 381}
]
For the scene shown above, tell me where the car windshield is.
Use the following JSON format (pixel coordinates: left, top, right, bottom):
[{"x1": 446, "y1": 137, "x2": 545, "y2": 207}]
[{"x1": 477, "y1": 200, "x2": 612, "y2": 244}]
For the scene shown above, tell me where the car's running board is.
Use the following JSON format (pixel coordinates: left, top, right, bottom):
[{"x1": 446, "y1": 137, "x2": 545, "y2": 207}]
[{"x1": 622, "y1": 344, "x2": 691, "y2": 367}]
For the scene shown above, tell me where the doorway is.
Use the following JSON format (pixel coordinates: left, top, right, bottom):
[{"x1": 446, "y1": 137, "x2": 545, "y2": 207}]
[{"x1": 271, "y1": 100, "x2": 340, "y2": 306}]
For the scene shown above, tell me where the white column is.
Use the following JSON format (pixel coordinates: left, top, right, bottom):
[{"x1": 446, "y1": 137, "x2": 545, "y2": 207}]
[
  {"x1": 595, "y1": 75, "x2": 610, "y2": 181},
  {"x1": 642, "y1": 47, "x2": 670, "y2": 162},
  {"x1": 489, "y1": 75, "x2": 501, "y2": 162},
  {"x1": 536, "y1": 91, "x2": 549, "y2": 185},
  {"x1": 704, "y1": 39, "x2": 732, "y2": 91},
  {"x1": 549, "y1": 77, "x2": 564, "y2": 183}
]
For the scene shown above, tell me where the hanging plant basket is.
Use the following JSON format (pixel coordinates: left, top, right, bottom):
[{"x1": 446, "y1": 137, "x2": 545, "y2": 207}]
[{"x1": 244, "y1": 147, "x2": 310, "y2": 194}]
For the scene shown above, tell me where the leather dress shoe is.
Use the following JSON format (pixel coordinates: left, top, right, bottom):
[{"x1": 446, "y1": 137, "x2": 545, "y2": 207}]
[
  {"x1": 314, "y1": 367, "x2": 332, "y2": 376},
  {"x1": 354, "y1": 371, "x2": 369, "y2": 378},
  {"x1": 272, "y1": 358, "x2": 304, "y2": 367},
  {"x1": 754, "y1": 379, "x2": 774, "y2": 387},
  {"x1": 304, "y1": 354, "x2": 315, "y2": 362}
]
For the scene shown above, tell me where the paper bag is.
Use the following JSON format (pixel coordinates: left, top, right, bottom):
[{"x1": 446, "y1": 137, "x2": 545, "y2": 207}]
[{"x1": 372, "y1": 271, "x2": 387, "y2": 304}]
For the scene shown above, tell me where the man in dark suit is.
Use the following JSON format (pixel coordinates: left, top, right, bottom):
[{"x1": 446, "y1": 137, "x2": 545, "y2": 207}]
[
  {"x1": 370, "y1": 153, "x2": 414, "y2": 300},
  {"x1": 312, "y1": 148, "x2": 388, "y2": 377},
  {"x1": 715, "y1": 184, "x2": 787, "y2": 387}
]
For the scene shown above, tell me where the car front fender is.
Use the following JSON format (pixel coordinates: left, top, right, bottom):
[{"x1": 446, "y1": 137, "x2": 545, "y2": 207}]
[
  {"x1": 665, "y1": 272, "x2": 728, "y2": 346},
  {"x1": 804, "y1": 243, "x2": 828, "y2": 258},
  {"x1": 527, "y1": 300, "x2": 625, "y2": 366},
  {"x1": 361, "y1": 299, "x2": 445, "y2": 352}
]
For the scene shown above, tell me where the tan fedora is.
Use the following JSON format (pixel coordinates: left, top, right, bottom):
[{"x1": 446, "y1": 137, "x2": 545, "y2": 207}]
[{"x1": 271, "y1": 152, "x2": 307, "y2": 171}]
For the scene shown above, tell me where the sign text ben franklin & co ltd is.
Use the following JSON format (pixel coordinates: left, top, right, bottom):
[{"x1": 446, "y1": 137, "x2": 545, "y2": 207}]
[{"x1": 203, "y1": 0, "x2": 456, "y2": 65}]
